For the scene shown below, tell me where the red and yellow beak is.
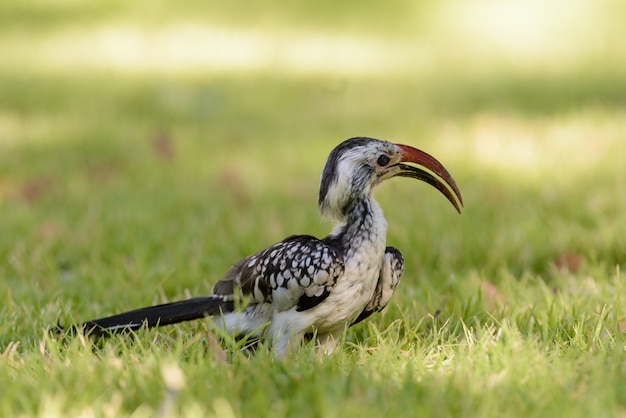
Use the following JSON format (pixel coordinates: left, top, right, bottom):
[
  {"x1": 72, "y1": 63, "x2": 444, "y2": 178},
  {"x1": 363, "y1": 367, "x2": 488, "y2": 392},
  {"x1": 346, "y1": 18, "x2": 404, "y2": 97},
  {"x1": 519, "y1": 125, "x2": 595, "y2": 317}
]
[{"x1": 393, "y1": 144, "x2": 464, "y2": 213}]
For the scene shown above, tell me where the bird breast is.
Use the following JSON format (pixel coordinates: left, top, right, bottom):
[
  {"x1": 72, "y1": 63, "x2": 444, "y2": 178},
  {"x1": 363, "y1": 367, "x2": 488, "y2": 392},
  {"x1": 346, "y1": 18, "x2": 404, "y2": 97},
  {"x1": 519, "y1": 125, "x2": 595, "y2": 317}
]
[{"x1": 305, "y1": 200, "x2": 388, "y2": 331}]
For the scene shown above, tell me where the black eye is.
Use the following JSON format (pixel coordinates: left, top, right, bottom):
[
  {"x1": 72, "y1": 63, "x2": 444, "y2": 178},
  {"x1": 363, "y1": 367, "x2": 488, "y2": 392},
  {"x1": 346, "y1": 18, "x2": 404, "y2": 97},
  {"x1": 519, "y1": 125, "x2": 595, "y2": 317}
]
[{"x1": 376, "y1": 154, "x2": 390, "y2": 166}]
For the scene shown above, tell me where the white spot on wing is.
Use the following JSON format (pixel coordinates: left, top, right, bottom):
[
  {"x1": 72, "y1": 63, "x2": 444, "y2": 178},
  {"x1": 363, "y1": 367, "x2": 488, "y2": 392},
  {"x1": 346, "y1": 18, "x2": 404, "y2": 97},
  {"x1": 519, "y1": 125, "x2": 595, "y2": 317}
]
[
  {"x1": 313, "y1": 270, "x2": 329, "y2": 285},
  {"x1": 253, "y1": 284, "x2": 263, "y2": 301}
]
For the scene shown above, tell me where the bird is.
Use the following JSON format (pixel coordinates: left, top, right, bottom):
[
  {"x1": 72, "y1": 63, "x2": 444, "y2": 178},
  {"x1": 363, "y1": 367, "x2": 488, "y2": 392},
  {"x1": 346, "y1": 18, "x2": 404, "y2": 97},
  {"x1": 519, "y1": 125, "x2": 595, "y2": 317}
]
[{"x1": 63, "y1": 137, "x2": 463, "y2": 357}]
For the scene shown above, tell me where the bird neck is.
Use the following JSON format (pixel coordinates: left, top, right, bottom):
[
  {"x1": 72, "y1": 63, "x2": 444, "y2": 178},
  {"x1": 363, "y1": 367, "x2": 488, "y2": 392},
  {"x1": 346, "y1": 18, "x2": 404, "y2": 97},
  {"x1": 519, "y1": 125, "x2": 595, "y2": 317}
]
[{"x1": 327, "y1": 197, "x2": 388, "y2": 258}]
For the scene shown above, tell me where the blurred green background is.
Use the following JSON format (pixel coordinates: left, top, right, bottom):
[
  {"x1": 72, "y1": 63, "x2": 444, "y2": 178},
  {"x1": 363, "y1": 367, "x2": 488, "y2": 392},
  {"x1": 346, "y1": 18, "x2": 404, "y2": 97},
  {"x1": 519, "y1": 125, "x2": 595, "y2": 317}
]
[
  {"x1": 1, "y1": 0, "x2": 625, "y2": 346},
  {"x1": 1, "y1": 0, "x2": 626, "y2": 416}
]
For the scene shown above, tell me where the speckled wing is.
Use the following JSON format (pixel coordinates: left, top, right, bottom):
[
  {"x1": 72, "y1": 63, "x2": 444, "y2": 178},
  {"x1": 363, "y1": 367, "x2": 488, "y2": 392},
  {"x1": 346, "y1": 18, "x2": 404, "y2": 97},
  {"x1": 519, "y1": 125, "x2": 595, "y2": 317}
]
[
  {"x1": 212, "y1": 235, "x2": 345, "y2": 312},
  {"x1": 351, "y1": 246, "x2": 404, "y2": 325}
]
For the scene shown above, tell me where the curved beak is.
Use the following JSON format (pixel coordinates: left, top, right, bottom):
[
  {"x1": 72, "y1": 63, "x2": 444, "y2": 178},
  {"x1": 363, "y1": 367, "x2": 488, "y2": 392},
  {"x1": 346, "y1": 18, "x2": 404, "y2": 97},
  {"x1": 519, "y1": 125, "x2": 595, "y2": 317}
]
[{"x1": 392, "y1": 144, "x2": 464, "y2": 213}]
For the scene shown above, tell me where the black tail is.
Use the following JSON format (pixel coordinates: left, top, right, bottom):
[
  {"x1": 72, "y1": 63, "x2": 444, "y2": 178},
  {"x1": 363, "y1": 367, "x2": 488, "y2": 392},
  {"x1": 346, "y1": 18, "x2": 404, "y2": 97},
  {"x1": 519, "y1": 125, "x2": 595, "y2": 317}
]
[{"x1": 62, "y1": 297, "x2": 235, "y2": 337}]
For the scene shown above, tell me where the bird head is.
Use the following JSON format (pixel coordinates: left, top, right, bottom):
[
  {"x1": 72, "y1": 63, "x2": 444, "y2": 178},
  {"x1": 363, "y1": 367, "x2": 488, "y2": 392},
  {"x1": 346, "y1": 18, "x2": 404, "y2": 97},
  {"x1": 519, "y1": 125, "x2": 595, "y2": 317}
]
[{"x1": 318, "y1": 137, "x2": 463, "y2": 222}]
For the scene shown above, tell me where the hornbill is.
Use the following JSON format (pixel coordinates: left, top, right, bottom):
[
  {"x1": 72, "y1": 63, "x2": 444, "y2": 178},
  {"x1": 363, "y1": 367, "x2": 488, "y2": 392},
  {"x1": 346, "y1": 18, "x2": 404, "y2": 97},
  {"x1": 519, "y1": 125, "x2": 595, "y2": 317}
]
[{"x1": 61, "y1": 137, "x2": 463, "y2": 356}]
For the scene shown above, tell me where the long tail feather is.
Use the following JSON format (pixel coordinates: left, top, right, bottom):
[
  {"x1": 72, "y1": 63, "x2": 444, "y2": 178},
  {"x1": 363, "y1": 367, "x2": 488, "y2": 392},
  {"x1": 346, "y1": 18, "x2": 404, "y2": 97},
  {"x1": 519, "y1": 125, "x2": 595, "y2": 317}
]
[{"x1": 63, "y1": 297, "x2": 234, "y2": 336}]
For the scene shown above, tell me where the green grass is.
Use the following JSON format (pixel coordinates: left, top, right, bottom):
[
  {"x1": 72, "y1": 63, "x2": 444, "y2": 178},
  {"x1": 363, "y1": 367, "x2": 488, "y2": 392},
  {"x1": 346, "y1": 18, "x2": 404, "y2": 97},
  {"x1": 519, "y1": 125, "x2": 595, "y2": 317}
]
[{"x1": 1, "y1": 1, "x2": 626, "y2": 416}]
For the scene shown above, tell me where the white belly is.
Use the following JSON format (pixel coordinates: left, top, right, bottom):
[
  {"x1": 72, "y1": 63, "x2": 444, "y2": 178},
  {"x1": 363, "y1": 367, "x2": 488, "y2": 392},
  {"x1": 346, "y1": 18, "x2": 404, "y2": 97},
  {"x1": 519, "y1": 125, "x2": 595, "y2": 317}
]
[{"x1": 303, "y1": 239, "x2": 385, "y2": 332}]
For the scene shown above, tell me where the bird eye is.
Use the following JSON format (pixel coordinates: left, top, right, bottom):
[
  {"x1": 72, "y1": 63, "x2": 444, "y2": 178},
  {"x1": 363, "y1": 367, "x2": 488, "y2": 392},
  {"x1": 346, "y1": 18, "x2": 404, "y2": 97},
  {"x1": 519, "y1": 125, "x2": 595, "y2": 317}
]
[{"x1": 376, "y1": 154, "x2": 390, "y2": 166}]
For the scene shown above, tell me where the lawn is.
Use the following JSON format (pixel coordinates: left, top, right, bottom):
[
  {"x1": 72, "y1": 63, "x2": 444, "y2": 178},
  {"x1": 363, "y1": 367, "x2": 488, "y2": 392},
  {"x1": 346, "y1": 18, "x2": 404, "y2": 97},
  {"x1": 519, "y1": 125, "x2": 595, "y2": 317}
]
[{"x1": 1, "y1": 0, "x2": 626, "y2": 417}]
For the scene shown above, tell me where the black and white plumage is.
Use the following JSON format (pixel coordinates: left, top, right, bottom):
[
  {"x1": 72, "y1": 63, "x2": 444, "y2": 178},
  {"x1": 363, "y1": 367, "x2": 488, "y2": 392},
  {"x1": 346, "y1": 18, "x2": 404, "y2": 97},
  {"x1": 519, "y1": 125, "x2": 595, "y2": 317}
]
[{"x1": 65, "y1": 137, "x2": 463, "y2": 356}]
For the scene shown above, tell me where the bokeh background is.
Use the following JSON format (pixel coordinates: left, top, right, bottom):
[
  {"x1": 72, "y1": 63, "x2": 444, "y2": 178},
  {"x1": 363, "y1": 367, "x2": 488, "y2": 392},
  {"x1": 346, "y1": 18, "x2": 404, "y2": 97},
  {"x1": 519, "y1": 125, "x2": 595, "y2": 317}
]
[
  {"x1": 2, "y1": 1, "x2": 626, "y2": 416},
  {"x1": 1, "y1": 0, "x2": 625, "y2": 333}
]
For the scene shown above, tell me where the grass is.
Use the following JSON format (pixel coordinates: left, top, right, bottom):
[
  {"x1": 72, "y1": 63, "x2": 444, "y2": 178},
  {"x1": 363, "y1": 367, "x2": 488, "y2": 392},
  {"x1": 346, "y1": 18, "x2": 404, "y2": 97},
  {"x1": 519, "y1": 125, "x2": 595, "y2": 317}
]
[{"x1": 1, "y1": 0, "x2": 626, "y2": 416}]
